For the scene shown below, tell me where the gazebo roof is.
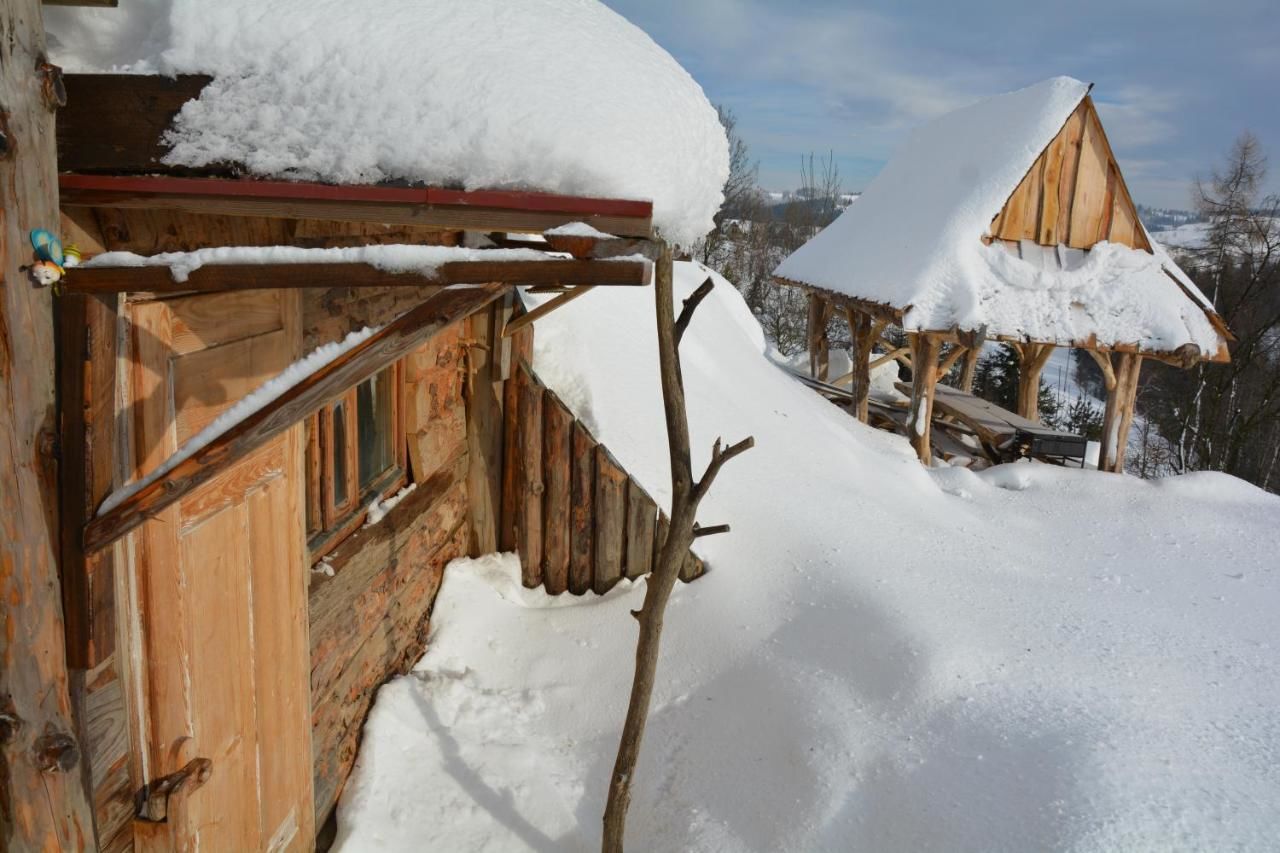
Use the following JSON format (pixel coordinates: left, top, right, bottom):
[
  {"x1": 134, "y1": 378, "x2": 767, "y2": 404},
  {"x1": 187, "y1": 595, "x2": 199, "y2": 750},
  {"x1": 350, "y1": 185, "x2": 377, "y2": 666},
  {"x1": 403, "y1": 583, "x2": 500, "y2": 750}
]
[{"x1": 774, "y1": 77, "x2": 1229, "y2": 362}]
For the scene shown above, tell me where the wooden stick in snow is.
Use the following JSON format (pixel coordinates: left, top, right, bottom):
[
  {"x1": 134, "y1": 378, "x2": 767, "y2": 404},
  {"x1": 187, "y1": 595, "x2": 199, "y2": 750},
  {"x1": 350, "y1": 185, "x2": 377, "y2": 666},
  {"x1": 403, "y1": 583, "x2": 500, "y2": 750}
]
[{"x1": 601, "y1": 244, "x2": 752, "y2": 852}]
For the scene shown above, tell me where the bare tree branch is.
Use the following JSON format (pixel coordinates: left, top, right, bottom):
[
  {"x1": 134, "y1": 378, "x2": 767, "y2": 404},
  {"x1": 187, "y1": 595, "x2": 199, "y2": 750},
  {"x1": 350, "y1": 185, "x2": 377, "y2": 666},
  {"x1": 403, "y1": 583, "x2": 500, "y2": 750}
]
[{"x1": 674, "y1": 276, "x2": 715, "y2": 347}]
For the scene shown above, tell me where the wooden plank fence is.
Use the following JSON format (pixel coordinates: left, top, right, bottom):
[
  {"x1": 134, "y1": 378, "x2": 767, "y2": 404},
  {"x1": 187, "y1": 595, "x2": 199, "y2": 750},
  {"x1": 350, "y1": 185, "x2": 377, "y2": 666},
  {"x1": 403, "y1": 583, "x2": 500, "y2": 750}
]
[{"x1": 500, "y1": 361, "x2": 704, "y2": 593}]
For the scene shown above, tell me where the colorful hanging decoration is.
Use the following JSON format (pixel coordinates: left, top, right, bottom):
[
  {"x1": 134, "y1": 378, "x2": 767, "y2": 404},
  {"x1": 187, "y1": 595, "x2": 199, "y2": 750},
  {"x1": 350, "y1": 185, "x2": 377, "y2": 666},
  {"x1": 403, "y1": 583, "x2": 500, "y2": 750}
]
[{"x1": 28, "y1": 228, "x2": 66, "y2": 288}]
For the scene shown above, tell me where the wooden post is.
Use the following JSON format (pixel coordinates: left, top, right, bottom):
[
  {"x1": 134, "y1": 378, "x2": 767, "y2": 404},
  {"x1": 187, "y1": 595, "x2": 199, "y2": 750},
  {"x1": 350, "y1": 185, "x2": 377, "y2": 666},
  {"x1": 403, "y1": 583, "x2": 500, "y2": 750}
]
[
  {"x1": 906, "y1": 334, "x2": 942, "y2": 465},
  {"x1": 1015, "y1": 342, "x2": 1055, "y2": 423},
  {"x1": 465, "y1": 301, "x2": 504, "y2": 556},
  {"x1": 958, "y1": 347, "x2": 981, "y2": 393},
  {"x1": 806, "y1": 293, "x2": 830, "y2": 381},
  {"x1": 844, "y1": 308, "x2": 878, "y2": 423},
  {"x1": 57, "y1": 291, "x2": 119, "y2": 668},
  {"x1": 0, "y1": 2, "x2": 97, "y2": 847},
  {"x1": 1099, "y1": 353, "x2": 1141, "y2": 473},
  {"x1": 568, "y1": 422, "x2": 596, "y2": 595}
]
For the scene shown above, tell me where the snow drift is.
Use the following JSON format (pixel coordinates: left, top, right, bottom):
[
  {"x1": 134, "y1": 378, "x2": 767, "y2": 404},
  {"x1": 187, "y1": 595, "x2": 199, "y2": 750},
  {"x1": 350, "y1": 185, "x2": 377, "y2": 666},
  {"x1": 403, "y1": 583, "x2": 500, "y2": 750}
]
[
  {"x1": 335, "y1": 264, "x2": 1280, "y2": 851},
  {"x1": 44, "y1": 0, "x2": 729, "y2": 247}
]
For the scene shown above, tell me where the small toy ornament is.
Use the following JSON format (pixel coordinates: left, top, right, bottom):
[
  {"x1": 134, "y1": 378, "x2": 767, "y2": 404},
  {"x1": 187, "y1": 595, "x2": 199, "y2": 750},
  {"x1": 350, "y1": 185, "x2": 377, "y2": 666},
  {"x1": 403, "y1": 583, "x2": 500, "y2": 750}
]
[
  {"x1": 28, "y1": 228, "x2": 66, "y2": 288},
  {"x1": 30, "y1": 260, "x2": 64, "y2": 287}
]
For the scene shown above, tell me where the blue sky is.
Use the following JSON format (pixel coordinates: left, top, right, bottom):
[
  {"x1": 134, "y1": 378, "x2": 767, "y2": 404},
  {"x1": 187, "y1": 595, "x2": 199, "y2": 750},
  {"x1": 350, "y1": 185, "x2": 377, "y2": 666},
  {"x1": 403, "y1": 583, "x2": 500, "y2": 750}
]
[{"x1": 605, "y1": 0, "x2": 1280, "y2": 209}]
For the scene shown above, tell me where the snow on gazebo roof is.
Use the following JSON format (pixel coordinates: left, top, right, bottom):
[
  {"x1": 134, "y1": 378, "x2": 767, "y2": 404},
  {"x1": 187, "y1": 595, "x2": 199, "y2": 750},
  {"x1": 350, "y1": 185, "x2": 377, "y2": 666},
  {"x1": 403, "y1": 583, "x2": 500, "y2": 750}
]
[
  {"x1": 774, "y1": 77, "x2": 1227, "y2": 358},
  {"x1": 44, "y1": 0, "x2": 728, "y2": 247}
]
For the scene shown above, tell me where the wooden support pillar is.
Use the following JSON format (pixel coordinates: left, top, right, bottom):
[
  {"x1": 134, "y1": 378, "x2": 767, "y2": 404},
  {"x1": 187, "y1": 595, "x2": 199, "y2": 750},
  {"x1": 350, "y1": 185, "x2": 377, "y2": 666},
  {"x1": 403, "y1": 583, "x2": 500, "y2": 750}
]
[
  {"x1": 844, "y1": 308, "x2": 879, "y2": 423},
  {"x1": 906, "y1": 334, "x2": 943, "y2": 465},
  {"x1": 465, "y1": 300, "x2": 505, "y2": 556},
  {"x1": 958, "y1": 347, "x2": 981, "y2": 393},
  {"x1": 806, "y1": 293, "x2": 830, "y2": 381},
  {"x1": 57, "y1": 291, "x2": 119, "y2": 669},
  {"x1": 1014, "y1": 342, "x2": 1055, "y2": 423},
  {"x1": 1099, "y1": 352, "x2": 1142, "y2": 473},
  {"x1": 0, "y1": 1, "x2": 97, "y2": 847}
]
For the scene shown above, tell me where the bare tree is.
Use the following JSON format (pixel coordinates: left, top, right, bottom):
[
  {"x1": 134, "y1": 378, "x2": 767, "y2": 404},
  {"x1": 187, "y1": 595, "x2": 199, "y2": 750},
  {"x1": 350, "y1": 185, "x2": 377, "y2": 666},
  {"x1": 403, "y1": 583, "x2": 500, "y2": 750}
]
[
  {"x1": 1140, "y1": 132, "x2": 1280, "y2": 490},
  {"x1": 601, "y1": 245, "x2": 753, "y2": 851}
]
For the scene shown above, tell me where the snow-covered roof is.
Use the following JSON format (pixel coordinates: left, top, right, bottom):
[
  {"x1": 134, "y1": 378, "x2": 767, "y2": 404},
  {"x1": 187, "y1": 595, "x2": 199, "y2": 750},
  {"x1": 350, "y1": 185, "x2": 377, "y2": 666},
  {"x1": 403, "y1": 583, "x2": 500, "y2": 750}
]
[
  {"x1": 774, "y1": 77, "x2": 1225, "y2": 357},
  {"x1": 44, "y1": 0, "x2": 728, "y2": 247}
]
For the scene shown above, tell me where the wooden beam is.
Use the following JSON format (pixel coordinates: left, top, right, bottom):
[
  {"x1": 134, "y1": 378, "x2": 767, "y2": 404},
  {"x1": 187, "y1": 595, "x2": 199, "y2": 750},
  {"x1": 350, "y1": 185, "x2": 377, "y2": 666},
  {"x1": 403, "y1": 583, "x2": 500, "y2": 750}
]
[
  {"x1": 502, "y1": 286, "x2": 597, "y2": 338},
  {"x1": 44, "y1": 0, "x2": 118, "y2": 6},
  {"x1": 57, "y1": 292, "x2": 119, "y2": 668},
  {"x1": 542, "y1": 231, "x2": 663, "y2": 261},
  {"x1": 869, "y1": 346, "x2": 909, "y2": 371},
  {"x1": 0, "y1": 1, "x2": 96, "y2": 846},
  {"x1": 58, "y1": 74, "x2": 210, "y2": 174},
  {"x1": 845, "y1": 308, "x2": 877, "y2": 422},
  {"x1": 1086, "y1": 349, "x2": 1118, "y2": 392},
  {"x1": 65, "y1": 258, "x2": 649, "y2": 295},
  {"x1": 60, "y1": 172, "x2": 655, "y2": 238},
  {"x1": 937, "y1": 344, "x2": 969, "y2": 379},
  {"x1": 84, "y1": 284, "x2": 506, "y2": 552}
]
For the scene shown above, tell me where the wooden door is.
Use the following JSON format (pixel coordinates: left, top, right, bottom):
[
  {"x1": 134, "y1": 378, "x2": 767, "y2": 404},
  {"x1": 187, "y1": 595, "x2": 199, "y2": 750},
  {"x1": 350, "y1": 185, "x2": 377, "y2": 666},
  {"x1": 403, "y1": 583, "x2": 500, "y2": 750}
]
[{"x1": 124, "y1": 289, "x2": 314, "y2": 851}]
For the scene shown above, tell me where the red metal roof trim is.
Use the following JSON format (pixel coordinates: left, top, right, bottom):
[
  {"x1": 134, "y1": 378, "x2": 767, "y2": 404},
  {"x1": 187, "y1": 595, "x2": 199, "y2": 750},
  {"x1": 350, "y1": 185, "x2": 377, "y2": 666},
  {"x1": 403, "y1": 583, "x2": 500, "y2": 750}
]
[{"x1": 58, "y1": 174, "x2": 654, "y2": 219}]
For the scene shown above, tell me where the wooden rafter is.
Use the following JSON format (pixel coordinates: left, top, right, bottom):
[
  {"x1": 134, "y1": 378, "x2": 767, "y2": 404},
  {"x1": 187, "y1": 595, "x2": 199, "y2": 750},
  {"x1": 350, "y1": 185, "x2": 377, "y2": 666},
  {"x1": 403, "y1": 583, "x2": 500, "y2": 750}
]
[
  {"x1": 83, "y1": 283, "x2": 507, "y2": 553},
  {"x1": 502, "y1": 286, "x2": 596, "y2": 338},
  {"x1": 63, "y1": 257, "x2": 650, "y2": 295}
]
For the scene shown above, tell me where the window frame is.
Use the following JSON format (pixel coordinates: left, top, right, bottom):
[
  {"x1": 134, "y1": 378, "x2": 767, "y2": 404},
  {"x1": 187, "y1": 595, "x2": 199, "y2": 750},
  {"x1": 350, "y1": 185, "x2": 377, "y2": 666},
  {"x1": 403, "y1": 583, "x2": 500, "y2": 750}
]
[{"x1": 306, "y1": 360, "x2": 408, "y2": 556}]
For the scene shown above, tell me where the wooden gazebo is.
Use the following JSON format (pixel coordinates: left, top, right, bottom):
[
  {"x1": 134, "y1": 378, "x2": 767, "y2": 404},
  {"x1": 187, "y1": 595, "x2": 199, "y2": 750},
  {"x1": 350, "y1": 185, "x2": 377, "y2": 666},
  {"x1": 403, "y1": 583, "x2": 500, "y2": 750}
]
[{"x1": 774, "y1": 77, "x2": 1231, "y2": 472}]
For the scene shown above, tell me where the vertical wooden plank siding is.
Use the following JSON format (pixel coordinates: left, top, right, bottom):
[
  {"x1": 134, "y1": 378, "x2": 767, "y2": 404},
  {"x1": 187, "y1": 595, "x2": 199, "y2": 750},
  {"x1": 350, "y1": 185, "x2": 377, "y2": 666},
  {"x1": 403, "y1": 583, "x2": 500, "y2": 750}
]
[
  {"x1": 569, "y1": 423, "x2": 597, "y2": 595},
  {"x1": 593, "y1": 447, "x2": 628, "y2": 592},
  {"x1": 624, "y1": 480, "x2": 656, "y2": 580},
  {"x1": 498, "y1": 364, "x2": 706, "y2": 595},
  {"x1": 1068, "y1": 110, "x2": 1111, "y2": 248},
  {"x1": 516, "y1": 365, "x2": 544, "y2": 586},
  {"x1": 541, "y1": 392, "x2": 573, "y2": 594},
  {"x1": 1054, "y1": 107, "x2": 1086, "y2": 242},
  {"x1": 499, "y1": 361, "x2": 521, "y2": 552},
  {"x1": 990, "y1": 98, "x2": 1149, "y2": 253}
]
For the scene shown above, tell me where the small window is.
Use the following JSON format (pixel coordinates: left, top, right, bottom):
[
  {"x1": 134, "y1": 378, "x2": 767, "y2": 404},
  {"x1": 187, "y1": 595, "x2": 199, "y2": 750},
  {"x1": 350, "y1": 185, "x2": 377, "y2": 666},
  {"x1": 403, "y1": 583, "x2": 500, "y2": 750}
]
[{"x1": 306, "y1": 362, "x2": 407, "y2": 552}]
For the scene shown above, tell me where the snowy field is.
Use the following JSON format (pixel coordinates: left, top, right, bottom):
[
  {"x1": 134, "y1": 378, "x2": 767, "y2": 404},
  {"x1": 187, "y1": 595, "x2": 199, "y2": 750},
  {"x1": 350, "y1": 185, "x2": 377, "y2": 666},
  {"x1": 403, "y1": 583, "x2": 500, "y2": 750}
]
[{"x1": 335, "y1": 263, "x2": 1280, "y2": 852}]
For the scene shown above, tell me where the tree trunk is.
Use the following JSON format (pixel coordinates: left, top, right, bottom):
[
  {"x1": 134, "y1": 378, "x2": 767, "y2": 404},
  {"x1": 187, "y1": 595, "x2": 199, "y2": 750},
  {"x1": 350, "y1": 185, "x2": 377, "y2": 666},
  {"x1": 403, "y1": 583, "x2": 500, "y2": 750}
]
[
  {"x1": 0, "y1": 2, "x2": 97, "y2": 849},
  {"x1": 601, "y1": 244, "x2": 750, "y2": 851}
]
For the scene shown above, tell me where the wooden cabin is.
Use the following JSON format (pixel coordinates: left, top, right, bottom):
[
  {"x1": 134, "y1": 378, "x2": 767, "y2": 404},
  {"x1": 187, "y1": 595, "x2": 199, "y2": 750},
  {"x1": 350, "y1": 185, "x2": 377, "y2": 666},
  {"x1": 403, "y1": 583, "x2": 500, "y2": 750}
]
[
  {"x1": 774, "y1": 77, "x2": 1232, "y2": 472},
  {"x1": 1, "y1": 4, "x2": 721, "y2": 849}
]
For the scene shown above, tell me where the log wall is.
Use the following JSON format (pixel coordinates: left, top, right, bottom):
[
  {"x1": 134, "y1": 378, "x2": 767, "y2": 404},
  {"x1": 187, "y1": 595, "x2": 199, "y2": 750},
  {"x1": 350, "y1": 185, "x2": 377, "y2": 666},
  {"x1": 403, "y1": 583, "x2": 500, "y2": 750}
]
[{"x1": 306, "y1": 295, "x2": 471, "y2": 827}]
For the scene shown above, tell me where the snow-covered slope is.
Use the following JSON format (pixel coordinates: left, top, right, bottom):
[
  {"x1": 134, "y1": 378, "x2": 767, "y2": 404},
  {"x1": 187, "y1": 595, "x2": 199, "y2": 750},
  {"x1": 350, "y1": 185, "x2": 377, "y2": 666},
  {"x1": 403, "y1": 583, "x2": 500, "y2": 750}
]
[
  {"x1": 335, "y1": 264, "x2": 1280, "y2": 851},
  {"x1": 44, "y1": 0, "x2": 728, "y2": 246}
]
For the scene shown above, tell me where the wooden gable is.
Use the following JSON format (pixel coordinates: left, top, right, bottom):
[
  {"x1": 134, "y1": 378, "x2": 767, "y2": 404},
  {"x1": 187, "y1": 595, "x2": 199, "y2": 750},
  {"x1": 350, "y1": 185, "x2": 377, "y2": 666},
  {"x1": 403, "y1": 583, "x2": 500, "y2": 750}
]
[{"x1": 989, "y1": 96, "x2": 1149, "y2": 252}]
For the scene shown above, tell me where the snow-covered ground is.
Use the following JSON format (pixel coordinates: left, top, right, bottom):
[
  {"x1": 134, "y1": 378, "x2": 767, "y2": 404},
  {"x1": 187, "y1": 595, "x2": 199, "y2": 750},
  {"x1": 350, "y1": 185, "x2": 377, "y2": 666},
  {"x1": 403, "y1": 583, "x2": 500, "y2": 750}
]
[{"x1": 335, "y1": 263, "x2": 1280, "y2": 852}]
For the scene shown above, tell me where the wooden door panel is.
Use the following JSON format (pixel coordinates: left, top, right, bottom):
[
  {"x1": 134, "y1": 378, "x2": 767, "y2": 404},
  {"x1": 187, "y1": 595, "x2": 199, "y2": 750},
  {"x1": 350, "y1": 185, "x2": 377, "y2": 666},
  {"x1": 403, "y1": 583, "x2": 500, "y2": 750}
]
[
  {"x1": 126, "y1": 290, "x2": 313, "y2": 850},
  {"x1": 173, "y1": 328, "x2": 291, "y2": 441}
]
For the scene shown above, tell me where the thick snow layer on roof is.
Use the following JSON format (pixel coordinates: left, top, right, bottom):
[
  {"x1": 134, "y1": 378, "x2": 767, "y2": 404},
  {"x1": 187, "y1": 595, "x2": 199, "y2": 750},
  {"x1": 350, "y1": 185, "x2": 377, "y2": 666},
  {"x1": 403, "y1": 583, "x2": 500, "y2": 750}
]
[
  {"x1": 44, "y1": 0, "x2": 728, "y2": 247},
  {"x1": 774, "y1": 77, "x2": 1221, "y2": 353},
  {"x1": 335, "y1": 264, "x2": 1280, "y2": 851}
]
